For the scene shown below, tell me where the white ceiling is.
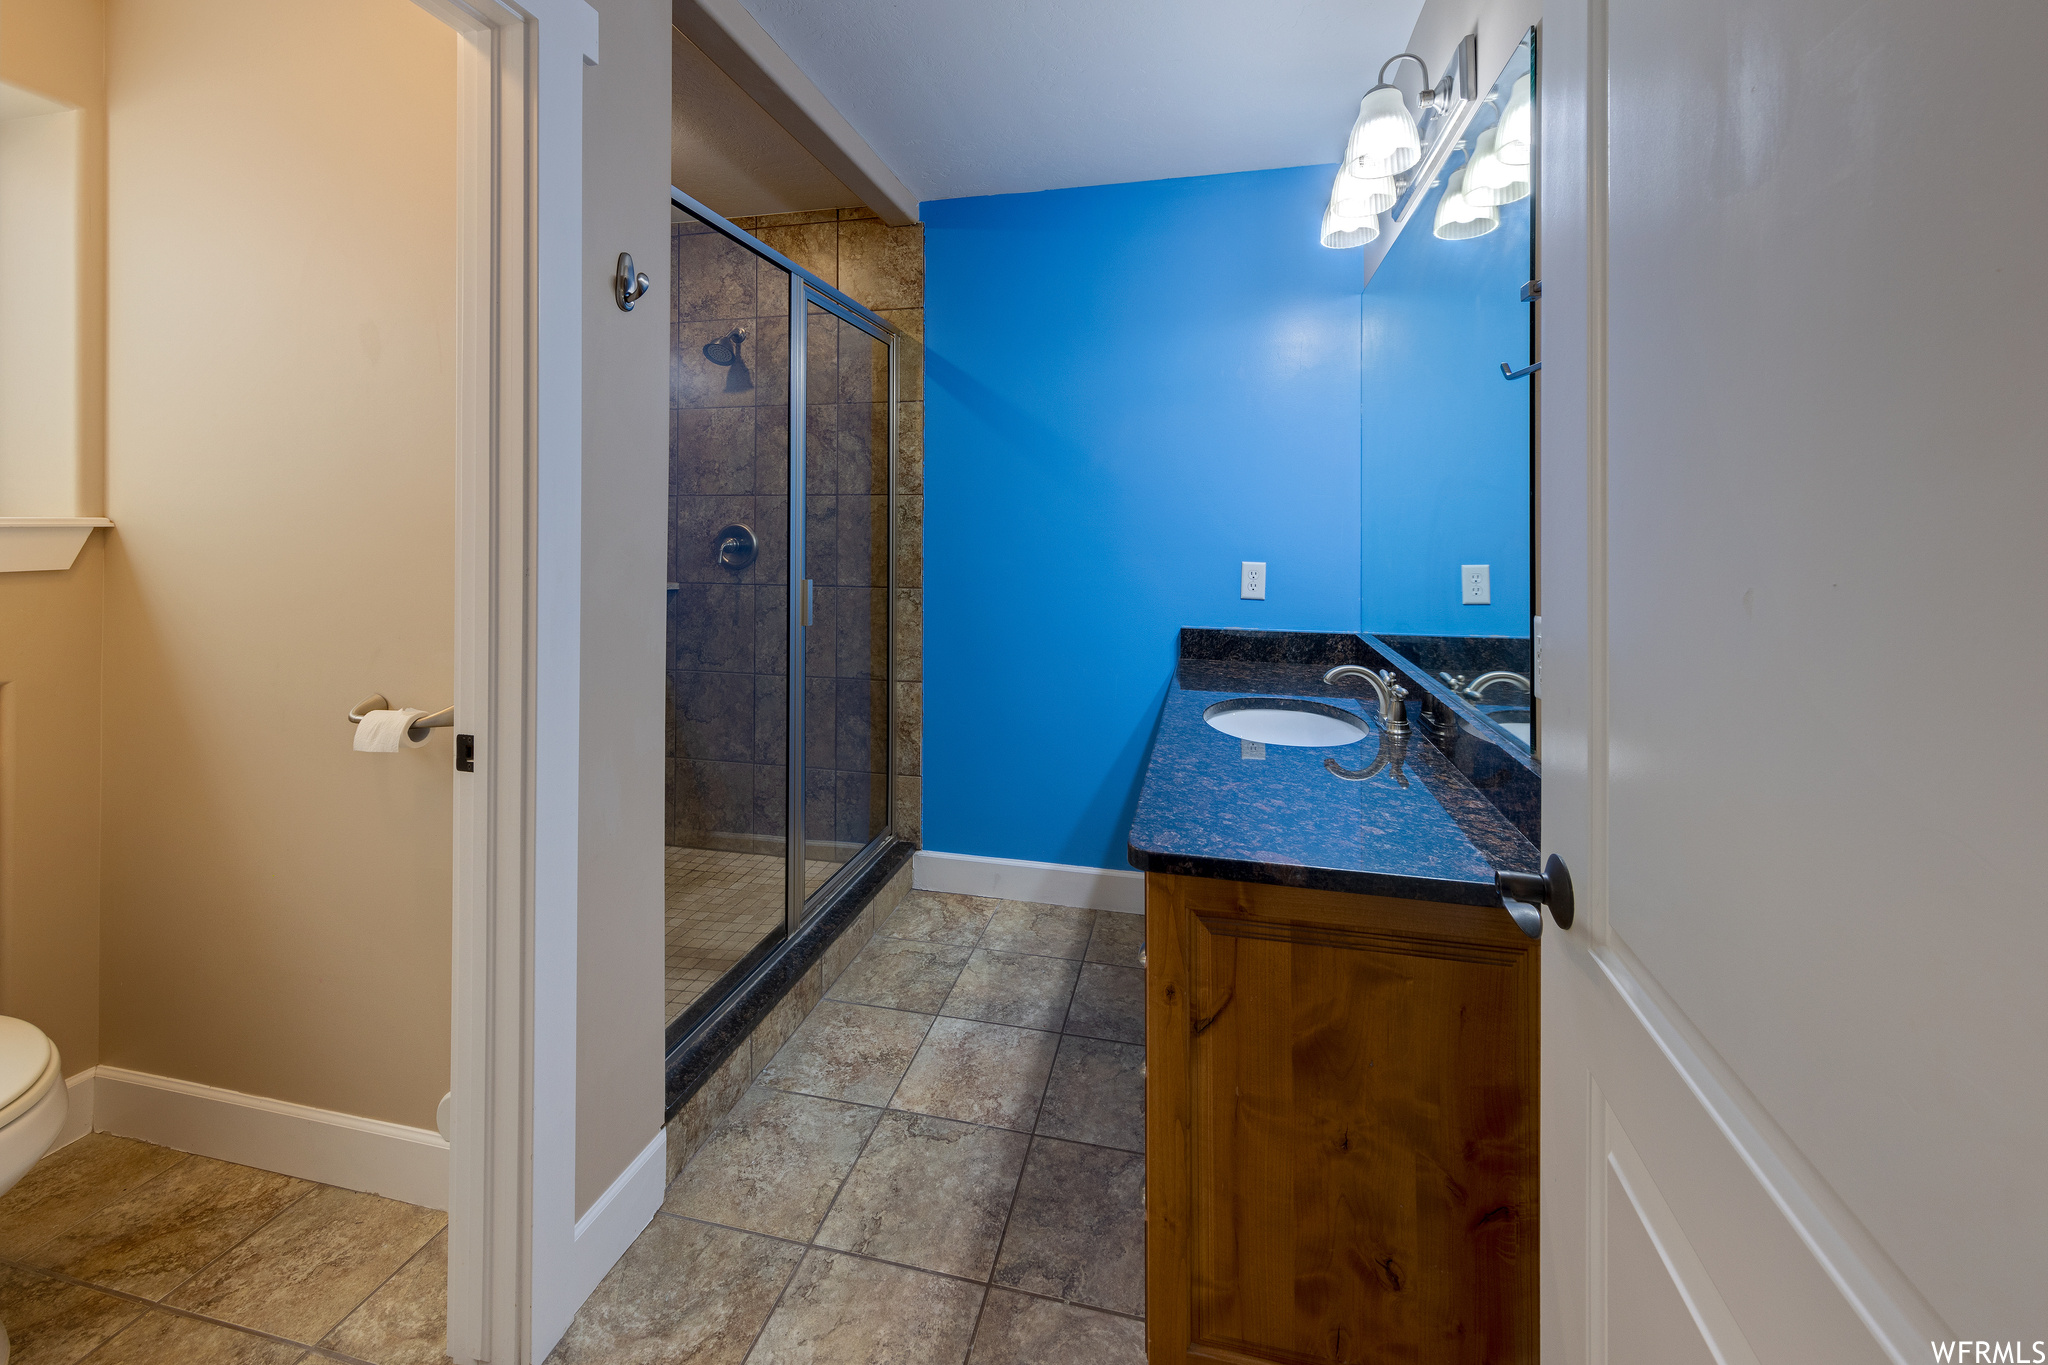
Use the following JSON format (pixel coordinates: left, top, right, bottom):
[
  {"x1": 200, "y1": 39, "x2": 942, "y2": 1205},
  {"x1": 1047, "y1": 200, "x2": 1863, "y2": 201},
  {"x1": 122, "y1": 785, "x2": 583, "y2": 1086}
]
[{"x1": 728, "y1": 0, "x2": 1428, "y2": 204}]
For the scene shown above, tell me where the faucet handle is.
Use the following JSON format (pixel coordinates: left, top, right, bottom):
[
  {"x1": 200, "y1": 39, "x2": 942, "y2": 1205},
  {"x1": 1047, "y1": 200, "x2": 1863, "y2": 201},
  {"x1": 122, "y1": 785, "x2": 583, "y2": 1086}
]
[{"x1": 1381, "y1": 670, "x2": 1407, "y2": 696}]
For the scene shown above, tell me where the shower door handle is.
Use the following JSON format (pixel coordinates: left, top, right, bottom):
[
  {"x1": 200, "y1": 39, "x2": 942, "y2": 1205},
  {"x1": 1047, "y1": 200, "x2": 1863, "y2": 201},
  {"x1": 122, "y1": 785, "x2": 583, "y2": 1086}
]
[
  {"x1": 1501, "y1": 360, "x2": 1542, "y2": 380},
  {"x1": 801, "y1": 579, "x2": 813, "y2": 629}
]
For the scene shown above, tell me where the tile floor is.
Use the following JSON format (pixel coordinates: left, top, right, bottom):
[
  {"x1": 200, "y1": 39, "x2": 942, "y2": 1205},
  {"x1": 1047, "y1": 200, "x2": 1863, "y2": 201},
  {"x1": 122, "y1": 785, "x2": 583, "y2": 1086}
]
[
  {"x1": 667, "y1": 846, "x2": 837, "y2": 1027},
  {"x1": 0, "y1": 1134, "x2": 450, "y2": 1364},
  {"x1": 555, "y1": 889, "x2": 1148, "y2": 1364}
]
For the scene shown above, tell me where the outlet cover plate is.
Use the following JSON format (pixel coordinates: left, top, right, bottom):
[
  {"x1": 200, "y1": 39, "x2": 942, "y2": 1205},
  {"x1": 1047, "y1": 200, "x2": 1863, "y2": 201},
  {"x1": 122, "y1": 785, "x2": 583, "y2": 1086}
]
[{"x1": 1462, "y1": 564, "x2": 1490, "y2": 605}]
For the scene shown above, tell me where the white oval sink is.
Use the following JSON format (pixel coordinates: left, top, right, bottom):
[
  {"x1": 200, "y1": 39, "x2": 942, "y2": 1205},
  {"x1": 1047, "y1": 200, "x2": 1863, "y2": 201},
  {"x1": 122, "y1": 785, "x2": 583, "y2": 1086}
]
[{"x1": 1203, "y1": 699, "x2": 1368, "y2": 747}]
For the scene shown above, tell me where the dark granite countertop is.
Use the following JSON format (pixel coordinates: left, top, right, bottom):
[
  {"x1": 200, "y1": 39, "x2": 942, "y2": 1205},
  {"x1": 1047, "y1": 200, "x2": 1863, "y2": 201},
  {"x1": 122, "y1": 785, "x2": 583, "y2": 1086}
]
[{"x1": 1126, "y1": 630, "x2": 1538, "y2": 906}]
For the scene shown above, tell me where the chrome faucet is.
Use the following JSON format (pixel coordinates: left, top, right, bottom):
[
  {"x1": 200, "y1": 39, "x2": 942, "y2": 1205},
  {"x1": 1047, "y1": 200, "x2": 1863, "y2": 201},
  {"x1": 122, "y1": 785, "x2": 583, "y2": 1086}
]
[
  {"x1": 1463, "y1": 670, "x2": 1532, "y2": 699},
  {"x1": 1441, "y1": 670, "x2": 1532, "y2": 700},
  {"x1": 1322, "y1": 665, "x2": 1410, "y2": 737}
]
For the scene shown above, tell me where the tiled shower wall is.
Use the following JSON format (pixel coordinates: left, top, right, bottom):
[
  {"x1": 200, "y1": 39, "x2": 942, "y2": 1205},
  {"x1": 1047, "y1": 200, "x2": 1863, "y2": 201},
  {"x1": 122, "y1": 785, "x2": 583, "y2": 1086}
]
[{"x1": 668, "y1": 207, "x2": 924, "y2": 855}]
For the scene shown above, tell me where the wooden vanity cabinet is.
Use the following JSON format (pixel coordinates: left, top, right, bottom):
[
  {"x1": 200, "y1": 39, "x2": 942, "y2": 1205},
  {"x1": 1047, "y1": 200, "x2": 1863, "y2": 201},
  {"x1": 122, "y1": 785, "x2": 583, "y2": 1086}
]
[{"x1": 1144, "y1": 872, "x2": 1537, "y2": 1364}]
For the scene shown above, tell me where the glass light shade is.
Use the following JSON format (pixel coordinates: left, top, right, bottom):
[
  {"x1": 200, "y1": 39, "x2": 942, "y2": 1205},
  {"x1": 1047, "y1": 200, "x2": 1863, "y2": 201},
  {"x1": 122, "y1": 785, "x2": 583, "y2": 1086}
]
[
  {"x1": 1320, "y1": 202, "x2": 1380, "y2": 249},
  {"x1": 1497, "y1": 73, "x2": 1533, "y2": 166},
  {"x1": 1433, "y1": 168, "x2": 1499, "y2": 240},
  {"x1": 1462, "y1": 129, "x2": 1532, "y2": 207},
  {"x1": 1332, "y1": 162, "x2": 1397, "y2": 219},
  {"x1": 1344, "y1": 85, "x2": 1421, "y2": 178}
]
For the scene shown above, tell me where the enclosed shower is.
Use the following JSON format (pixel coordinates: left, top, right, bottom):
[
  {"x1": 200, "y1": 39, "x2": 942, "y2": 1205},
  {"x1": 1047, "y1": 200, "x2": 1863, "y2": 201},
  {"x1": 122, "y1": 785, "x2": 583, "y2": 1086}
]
[{"x1": 664, "y1": 196, "x2": 905, "y2": 1054}]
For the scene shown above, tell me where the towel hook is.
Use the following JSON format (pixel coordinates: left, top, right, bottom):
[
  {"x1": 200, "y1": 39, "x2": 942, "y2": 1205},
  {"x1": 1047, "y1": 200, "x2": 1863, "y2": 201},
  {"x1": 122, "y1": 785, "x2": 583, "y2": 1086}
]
[{"x1": 615, "y1": 252, "x2": 650, "y2": 311}]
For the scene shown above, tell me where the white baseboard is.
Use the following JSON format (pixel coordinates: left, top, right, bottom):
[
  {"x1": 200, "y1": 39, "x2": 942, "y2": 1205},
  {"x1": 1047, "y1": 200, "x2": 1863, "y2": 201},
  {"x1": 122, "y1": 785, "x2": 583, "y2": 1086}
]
[
  {"x1": 570, "y1": 1128, "x2": 665, "y2": 1300},
  {"x1": 53, "y1": 1070, "x2": 97, "y2": 1150},
  {"x1": 914, "y1": 850, "x2": 1144, "y2": 914},
  {"x1": 87, "y1": 1066, "x2": 449, "y2": 1210}
]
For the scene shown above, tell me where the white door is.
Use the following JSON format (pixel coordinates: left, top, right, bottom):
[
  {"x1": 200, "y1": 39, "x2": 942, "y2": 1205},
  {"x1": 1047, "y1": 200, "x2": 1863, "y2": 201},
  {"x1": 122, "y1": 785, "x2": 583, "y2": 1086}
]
[{"x1": 1537, "y1": 0, "x2": 2048, "y2": 1360}]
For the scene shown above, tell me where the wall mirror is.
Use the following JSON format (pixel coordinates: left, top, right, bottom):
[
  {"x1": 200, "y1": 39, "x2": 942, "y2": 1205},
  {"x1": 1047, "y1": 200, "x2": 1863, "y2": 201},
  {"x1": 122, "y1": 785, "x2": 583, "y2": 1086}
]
[{"x1": 1359, "y1": 28, "x2": 1536, "y2": 755}]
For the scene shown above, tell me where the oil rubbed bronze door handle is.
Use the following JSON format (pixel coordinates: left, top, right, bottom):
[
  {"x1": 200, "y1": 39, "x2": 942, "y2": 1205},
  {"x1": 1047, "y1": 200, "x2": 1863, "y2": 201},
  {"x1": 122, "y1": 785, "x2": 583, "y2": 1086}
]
[{"x1": 1496, "y1": 854, "x2": 1574, "y2": 938}]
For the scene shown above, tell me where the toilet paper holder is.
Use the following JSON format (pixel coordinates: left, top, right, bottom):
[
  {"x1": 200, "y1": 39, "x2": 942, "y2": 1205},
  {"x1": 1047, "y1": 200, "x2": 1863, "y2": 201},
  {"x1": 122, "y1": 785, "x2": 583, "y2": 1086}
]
[{"x1": 348, "y1": 694, "x2": 455, "y2": 744}]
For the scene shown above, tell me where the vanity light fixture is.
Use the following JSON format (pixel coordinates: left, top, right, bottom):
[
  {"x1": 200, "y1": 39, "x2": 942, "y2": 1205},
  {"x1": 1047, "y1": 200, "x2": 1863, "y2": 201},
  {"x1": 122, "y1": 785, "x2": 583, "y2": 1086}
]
[
  {"x1": 1433, "y1": 166, "x2": 1499, "y2": 240},
  {"x1": 1345, "y1": 53, "x2": 1450, "y2": 176},
  {"x1": 1321, "y1": 36, "x2": 1478, "y2": 252},
  {"x1": 1322, "y1": 53, "x2": 1435, "y2": 250},
  {"x1": 1347, "y1": 87, "x2": 1417, "y2": 177},
  {"x1": 1496, "y1": 73, "x2": 1533, "y2": 166},
  {"x1": 1321, "y1": 202, "x2": 1380, "y2": 249},
  {"x1": 1333, "y1": 162, "x2": 1398, "y2": 219},
  {"x1": 1322, "y1": 131, "x2": 1398, "y2": 247},
  {"x1": 1462, "y1": 128, "x2": 1531, "y2": 207}
]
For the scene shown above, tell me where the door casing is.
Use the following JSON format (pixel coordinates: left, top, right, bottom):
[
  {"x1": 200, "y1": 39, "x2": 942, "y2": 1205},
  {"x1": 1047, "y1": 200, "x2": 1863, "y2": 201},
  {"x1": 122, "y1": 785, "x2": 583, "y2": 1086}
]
[{"x1": 405, "y1": 0, "x2": 601, "y2": 1359}]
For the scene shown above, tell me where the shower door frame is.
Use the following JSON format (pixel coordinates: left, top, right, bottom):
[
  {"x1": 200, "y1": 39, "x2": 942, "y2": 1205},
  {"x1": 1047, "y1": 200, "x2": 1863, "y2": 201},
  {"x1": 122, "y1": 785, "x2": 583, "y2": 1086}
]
[
  {"x1": 785, "y1": 272, "x2": 904, "y2": 933},
  {"x1": 669, "y1": 187, "x2": 901, "y2": 1004}
]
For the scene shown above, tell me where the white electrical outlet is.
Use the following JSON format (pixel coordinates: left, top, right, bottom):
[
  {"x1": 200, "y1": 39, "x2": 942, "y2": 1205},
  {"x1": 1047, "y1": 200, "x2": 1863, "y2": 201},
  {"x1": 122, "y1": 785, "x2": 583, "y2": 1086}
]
[
  {"x1": 1462, "y1": 564, "x2": 1491, "y2": 605},
  {"x1": 1241, "y1": 562, "x2": 1267, "y2": 600}
]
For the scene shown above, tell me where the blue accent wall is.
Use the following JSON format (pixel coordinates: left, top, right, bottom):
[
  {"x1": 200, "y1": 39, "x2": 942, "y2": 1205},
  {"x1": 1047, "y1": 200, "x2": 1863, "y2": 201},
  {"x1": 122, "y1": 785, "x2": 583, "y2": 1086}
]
[
  {"x1": 1358, "y1": 177, "x2": 1533, "y2": 635},
  {"x1": 922, "y1": 166, "x2": 1365, "y2": 871}
]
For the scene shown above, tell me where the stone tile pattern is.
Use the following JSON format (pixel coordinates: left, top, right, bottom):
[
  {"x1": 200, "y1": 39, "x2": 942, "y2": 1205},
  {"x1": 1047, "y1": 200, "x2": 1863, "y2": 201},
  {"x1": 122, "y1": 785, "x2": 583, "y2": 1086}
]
[
  {"x1": 566, "y1": 892, "x2": 1147, "y2": 1363},
  {"x1": 0, "y1": 1131, "x2": 451, "y2": 1365},
  {"x1": 668, "y1": 205, "x2": 924, "y2": 864},
  {"x1": 665, "y1": 860, "x2": 913, "y2": 1186},
  {"x1": 666, "y1": 845, "x2": 834, "y2": 1027}
]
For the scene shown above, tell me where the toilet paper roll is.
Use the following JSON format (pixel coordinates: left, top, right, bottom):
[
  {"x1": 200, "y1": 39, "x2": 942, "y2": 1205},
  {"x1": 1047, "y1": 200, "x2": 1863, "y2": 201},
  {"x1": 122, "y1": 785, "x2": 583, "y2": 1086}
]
[{"x1": 353, "y1": 708, "x2": 429, "y2": 752}]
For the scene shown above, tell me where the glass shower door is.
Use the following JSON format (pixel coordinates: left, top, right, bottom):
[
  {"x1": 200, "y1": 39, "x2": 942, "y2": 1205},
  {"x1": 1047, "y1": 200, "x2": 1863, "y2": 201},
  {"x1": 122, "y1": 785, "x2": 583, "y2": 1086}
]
[
  {"x1": 665, "y1": 204, "x2": 793, "y2": 1037},
  {"x1": 665, "y1": 192, "x2": 901, "y2": 1059},
  {"x1": 800, "y1": 295, "x2": 895, "y2": 913}
]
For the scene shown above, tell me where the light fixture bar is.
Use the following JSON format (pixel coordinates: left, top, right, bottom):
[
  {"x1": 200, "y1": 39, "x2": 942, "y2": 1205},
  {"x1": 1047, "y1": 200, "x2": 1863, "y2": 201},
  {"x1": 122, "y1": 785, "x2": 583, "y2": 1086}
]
[
  {"x1": 1395, "y1": 32, "x2": 1479, "y2": 212},
  {"x1": 1357, "y1": 33, "x2": 1483, "y2": 281}
]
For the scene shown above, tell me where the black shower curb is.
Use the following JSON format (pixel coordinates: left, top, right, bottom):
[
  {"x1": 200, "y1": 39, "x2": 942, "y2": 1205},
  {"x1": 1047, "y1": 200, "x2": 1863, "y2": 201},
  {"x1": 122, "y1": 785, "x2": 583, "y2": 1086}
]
[{"x1": 662, "y1": 838, "x2": 915, "y2": 1122}]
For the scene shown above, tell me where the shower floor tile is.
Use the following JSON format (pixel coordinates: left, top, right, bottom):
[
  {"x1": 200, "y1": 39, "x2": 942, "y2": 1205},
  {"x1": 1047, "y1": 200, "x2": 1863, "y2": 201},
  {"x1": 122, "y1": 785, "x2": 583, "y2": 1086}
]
[{"x1": 666, "y1": 846, "x2": 836, "y2": 1029}]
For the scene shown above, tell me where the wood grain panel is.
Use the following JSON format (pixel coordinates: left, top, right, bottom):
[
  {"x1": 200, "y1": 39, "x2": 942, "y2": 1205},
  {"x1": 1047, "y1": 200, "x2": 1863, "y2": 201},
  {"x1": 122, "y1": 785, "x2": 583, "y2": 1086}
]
[{"x1": 1147, "y1": 873, "x2": 1536, "y2": 1364}]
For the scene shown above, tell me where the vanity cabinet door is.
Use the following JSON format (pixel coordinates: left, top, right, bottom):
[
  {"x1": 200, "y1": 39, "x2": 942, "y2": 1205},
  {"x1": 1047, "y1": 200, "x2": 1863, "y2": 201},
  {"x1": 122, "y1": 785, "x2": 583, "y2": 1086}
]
[{"x1": 1144, "y1": 872, "x2": 1537, "y2": 1364}]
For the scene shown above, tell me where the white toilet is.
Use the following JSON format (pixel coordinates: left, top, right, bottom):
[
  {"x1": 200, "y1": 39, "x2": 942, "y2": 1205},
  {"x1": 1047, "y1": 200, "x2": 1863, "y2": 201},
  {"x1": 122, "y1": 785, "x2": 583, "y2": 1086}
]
[{"x1": 0, "y1": 1016, "x2": 67, "y2": 1365}]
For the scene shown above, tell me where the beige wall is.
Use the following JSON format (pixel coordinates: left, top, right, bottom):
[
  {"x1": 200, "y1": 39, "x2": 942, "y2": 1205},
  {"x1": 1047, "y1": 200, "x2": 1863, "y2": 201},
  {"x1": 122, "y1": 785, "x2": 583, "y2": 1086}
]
[
  {"x1": 0, "y1": 0, "x2": 109, "y2": 1075},
  {"x1": 97, "y1": 0, "x2": 457, "y2": 1129},
  {"x1": 0, "y1": 540, "x2": 105, "y2": 1076},
  {"x1": 577, "y1": 0, "x2": 670, "y2": 1216}
]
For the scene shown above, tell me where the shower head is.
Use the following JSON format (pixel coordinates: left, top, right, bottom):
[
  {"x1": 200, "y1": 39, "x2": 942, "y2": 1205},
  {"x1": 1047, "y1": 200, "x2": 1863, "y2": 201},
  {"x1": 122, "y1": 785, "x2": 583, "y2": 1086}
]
[
  {"x1": 702, "y1": 328, "x2": 747, "y2": 366},
  {"x1": 702, "y1": 327, "x2": 754, "y2": 393}
]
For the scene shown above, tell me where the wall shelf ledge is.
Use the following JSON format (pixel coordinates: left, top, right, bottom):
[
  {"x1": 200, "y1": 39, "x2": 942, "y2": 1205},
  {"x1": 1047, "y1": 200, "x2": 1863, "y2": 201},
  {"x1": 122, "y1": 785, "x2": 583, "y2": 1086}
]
[{"x1": 0, "y1": 517, "x2": 113, "y2": 572}]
